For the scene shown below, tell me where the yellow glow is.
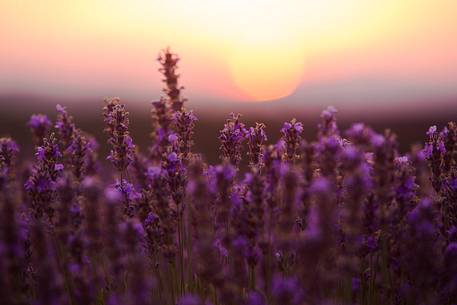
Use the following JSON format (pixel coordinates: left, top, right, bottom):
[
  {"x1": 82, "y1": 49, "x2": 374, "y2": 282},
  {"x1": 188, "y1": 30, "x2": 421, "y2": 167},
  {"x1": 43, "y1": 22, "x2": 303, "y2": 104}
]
[
  {"x1": 1, "y1": 0, "x2": 457, "y2": 101},
  {"x1": 227, "y1": 29, "x2": 306, "y2": 101}
]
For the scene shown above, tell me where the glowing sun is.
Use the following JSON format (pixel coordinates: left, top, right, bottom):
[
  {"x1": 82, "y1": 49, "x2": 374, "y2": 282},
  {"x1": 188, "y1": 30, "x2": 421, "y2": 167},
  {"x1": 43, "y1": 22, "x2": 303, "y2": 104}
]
[{"x1": 228, "y1": 30, "x2": 306, "y2": 101}]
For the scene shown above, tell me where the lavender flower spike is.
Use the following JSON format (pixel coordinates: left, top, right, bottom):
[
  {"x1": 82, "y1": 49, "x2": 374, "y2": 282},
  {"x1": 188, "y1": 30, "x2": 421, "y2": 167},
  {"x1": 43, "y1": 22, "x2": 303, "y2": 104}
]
[
  {"x1": 280, "y1": 119, "x2": 303, "y2": 162},
  {"x1": 28, "y1": 114, "x2": 52, "y2": 146},
  {"x1": 104, "y1": 100, "x2": 135, "y2": 173},
  {"x1": 55, "y1": 104, "x2": 76, "y2": 149},
  {"x1": 173, "y1": 109, "x2": 197, "y2": 161},
  {"x1": 247, "y1": 122, "x2": 267, "y2": 169},
  {"x1": 318, "y1": 105, "x2": 339, "y2": 138},
  {"x1": 25, "y1": 133, "x2": 63, "y2": 221},
  {"x1": 158, "y1": 48, "x2": 187, "y2": 112},
  {"x1": 219, "y1": 113, "x2": 246, "y2": 168},
  {"x1": 0, "y1": 137, "x2": 19, "y2": 187}
]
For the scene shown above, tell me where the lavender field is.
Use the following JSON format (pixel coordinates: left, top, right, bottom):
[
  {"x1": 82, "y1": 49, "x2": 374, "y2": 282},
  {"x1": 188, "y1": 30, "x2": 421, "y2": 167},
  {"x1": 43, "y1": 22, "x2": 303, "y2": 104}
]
[{"x1": 0, "y1": 50, "x2": 456, "y2": 305}]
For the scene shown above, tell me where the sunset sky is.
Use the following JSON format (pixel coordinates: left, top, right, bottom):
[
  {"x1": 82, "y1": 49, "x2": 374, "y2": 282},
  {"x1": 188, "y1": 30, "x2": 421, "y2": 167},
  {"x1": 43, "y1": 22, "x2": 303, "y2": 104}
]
[{"x1": 1, "y1": 0, "x2": 457, "y2": 110}]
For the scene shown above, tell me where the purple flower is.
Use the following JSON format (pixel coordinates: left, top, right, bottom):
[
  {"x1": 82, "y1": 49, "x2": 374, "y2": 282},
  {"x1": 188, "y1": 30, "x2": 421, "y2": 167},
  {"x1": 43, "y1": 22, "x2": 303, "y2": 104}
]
[
  {"x1": 280, "y1": 119, "x2": 303, "y2": 161},
  {"x1": 426, "y1": 125, "x2": 437, "y2": 137},
  {"x1": 318, "y1": 106, "x2": 339, "y2": 137},
  {"x1": 0, "y1": 137, "x2": 19, "y2": 161},
  {"x1": 423, "y1": 124, "x2": 447, "y2": 192},
  {"x1": 370, "y1": 134, "x2": 385, "y2": 147},
  {"x1": 449, "y1": 178, "x2": 457, "y2": 191},
  {"x1": 210, "y1": 163, "x2": 236, "y2": 183},
  {"x1": 149, "y1": 98, "x2": 174, "y2": 160},
  {"x1": 26, "y1": 133, "x2": 63, "y2": 220},
  {"x1": 246, "y1": 291, "x2": 265, "y2": 305},
  {"x1": 114, "y1": 180, "x2": 140, "y2": 217},
  {"x1": 158, "y1": 48, "x2": 186, "y2": 112},
  {"x1": 219, "y1": 113, "x2": 246, "y2": 167},
  {"x1": 54, "y1": 104, "x2": 76, "y2": 149},
  {"x1": 271, "y1": 275, "x2": 305, "y2": 305},
  {"x1": 146, "y1": 166, "x2": 162, "y2": 181},
  {"x1": 407, "y1": 198, "x2": 436, "y2": 236},
  {"x1": 66, "y1": 129, "x2": 91, "y2": 181},
  {"x1": 173, "y1": 110, "x2": 198, "y2": 160},
  {"x1": 168, "y1": 133, "x2": 179, "y2": 144},
  {"x1": 104, "y1": 186, "x2": 122, "y2": 203},
  {"x1": 115, "y1": 180, "x2": 140, "y2": 201},
  {"x1": 177, "y1": 294, "x2": 205, "y2": 305},
  {"x1": 247, "y1": 122, "x2": 267, "y2": 168},
  {"x1": 167, "y1": 151, "x2": 179, "y2": 163},
  {"x1": 0, "y1": 137, "x2": 19, "y2": 185},
  {"x1": 28, "y1": 114, "x2": 52, "y2": 145},
  {"x1": 144, "y1": 212, "x2": 158, "y2": 227},
  {"x1": 352, "y1": 277, "x2": 361, "y2": 294},
  {"x1": 104, "y1": 100, "x2": 135, "y2": 172}
]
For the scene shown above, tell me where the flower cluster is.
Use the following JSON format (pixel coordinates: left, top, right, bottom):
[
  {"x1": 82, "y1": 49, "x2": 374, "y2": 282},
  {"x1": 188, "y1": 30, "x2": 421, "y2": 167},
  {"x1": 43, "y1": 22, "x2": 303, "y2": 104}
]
[
  {"x1": 219, "y1": 113, "x2": 246, "y2": 168},
  {"x1": 25, "y1": 133, "x2": 64, "y2": 221},
  {"x1": 0, "y1": 137, "x2": 19, "y2": 187},
  {"x1": 247, "y1": 122, "x2": 267, "y2": 169},
  {"x1": 280, "y1": 119, "x2": 303, "y2": 162},
  {"x1": 55, "y1": 104, "x2": 76, "y2": 149},
  {"x1": 28, "y1": 113, "x2": 52, "y2": 145},
  {"x1": 104, "y1": 98, "x2": 135, "y2": 172},
  {"x1": 158, "y1": 48, "x2": 187, "y2": 112},
  {"x1": 1, "y1": 49, "x2": 456, "y2": 305}
]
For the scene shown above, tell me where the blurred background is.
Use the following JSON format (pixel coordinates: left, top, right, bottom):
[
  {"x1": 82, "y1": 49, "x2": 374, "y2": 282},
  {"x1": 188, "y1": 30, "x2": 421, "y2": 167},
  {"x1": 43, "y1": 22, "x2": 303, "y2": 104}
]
[{"x1": 1, "y1": 0, "x2": 456, "y2": 163}]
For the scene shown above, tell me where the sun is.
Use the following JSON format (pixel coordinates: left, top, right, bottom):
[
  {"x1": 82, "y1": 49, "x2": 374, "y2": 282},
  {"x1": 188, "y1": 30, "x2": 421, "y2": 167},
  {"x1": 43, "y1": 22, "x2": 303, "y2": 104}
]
[
  {"x1": 219, "y1": 1, "x2": 308, "y2": 101},
  {"x1": 227, "y1": 29, "x2": 306, "y2": 101},
  {"x1": 107, "y1": 0, "x2": 405, "y2": 102}
]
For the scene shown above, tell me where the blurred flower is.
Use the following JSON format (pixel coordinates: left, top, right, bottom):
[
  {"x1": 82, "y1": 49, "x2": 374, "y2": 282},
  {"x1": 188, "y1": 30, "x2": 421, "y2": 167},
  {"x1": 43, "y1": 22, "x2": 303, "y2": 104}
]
[
  {"x1": 158, "y1": 48, "x2": 186, "y2": 112},
  {"x1": 0, "y1": 137, "x2": 19, "y2": 186},
  {"x1": 318, "y1": 106, "x2": 339, "y2": 138},
  {"x1": 28, "y1": 114, "x2": 51, "y2": 146}
]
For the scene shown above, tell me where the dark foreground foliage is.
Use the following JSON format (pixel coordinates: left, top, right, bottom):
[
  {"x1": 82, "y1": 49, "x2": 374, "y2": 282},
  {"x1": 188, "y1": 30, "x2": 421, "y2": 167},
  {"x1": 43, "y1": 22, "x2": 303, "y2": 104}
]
[{"x1": 1, "y1": 49, "x2": 456, "y2": 305}]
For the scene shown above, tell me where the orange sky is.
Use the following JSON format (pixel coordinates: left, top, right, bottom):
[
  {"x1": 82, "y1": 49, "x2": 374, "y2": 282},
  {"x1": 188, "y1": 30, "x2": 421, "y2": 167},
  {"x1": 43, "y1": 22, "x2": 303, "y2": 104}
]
[{"x1": 1, "y1": 0, "x2": 457, "y2": 106}]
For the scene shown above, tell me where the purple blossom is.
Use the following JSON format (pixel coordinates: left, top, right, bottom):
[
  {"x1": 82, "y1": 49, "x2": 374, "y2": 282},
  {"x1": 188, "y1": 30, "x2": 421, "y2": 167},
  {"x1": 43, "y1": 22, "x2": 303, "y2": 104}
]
[
  {"x1": 426, "y1": 125, "x2": 437, "y2": 137},
  {"x1": 54, "y1": 104, "x2": 76, "y2": 149},
  {"x1": 164, "y1": 150, "x2": 186, "y2": 209},
  {"x1": 66, "y1": 129, "x2": 90, "y2": 182},
  {"x1": 247, "y1": 122, "x2": 267, "y2": 169},
  {"x1": 143, "y1": 212, "x2": 158, "y2": 227},
  {"x1": 177, "y1": 294, "x2": 205, "y2": 305},
  {"x1": 318, "y1": 106, "x2": 339, "y2": 137},
  {"x1": 219, "y1": 113, "x2": 246, "y2": 167},
  {"x1": 149, "y1": 98, "x2": 173, "y2": 160},
  {"x1": 246, "y1": 291, "x2": 265, "y2": 305},
  {"x1": 271, "y1": 275, "x2": 305, "y2": 305},
  {"x1": 173, "y1": 110, "x2": 197, "y2": 160},
  {"x1": 158, "y1": 48, "x2": 186, "y2": 112},
  {"x1": 424, "y1": 124, "x2": 446, "y2": 192},
  {"x1": 280, "y1": 119, "x2": 303, "y2": 162},
  {"x1": 104, "y1": 100, "x2": 135, "y2": 172},
  {"x1": 26, "y1": 133, "x2": 63, "y2": 221},
  {"x1": 0, "y1": 137, "x2": 19, "y2": 186},
  {"x1": 370, "y1": 134, "x2": 385, "y2": 148},
  {"x1": 168, "y1": 133, "x2": 179, "y2": 144},
  {"x1": 115, "y1": 180, "x2": 140, "y2": 217},
  {"x1": 28, "y1": 114, "x2": 52, "y2": 145}
]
